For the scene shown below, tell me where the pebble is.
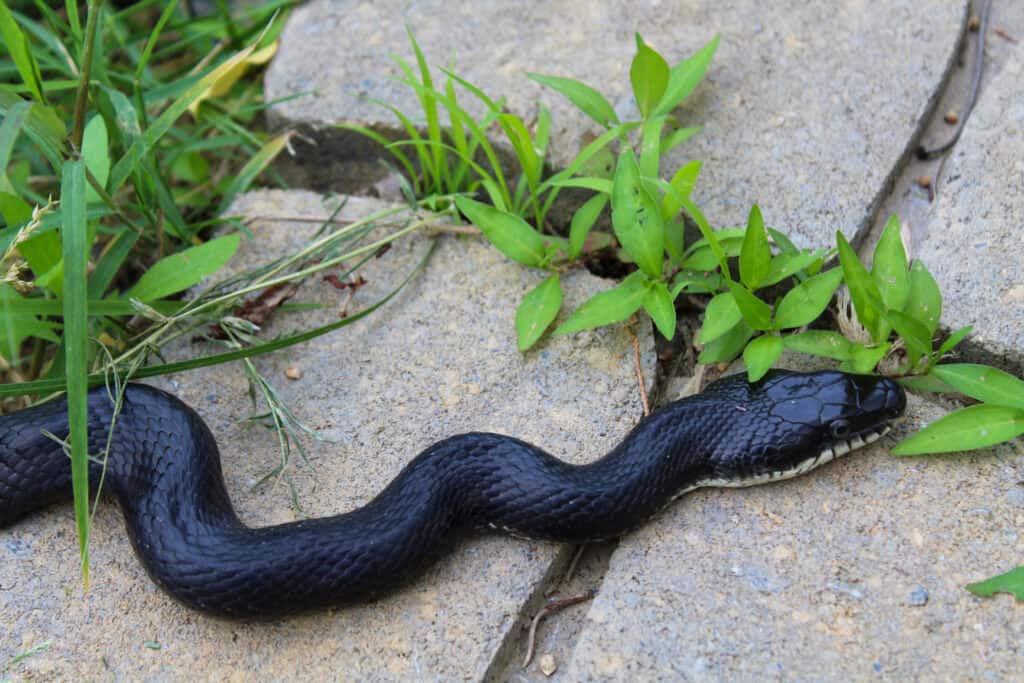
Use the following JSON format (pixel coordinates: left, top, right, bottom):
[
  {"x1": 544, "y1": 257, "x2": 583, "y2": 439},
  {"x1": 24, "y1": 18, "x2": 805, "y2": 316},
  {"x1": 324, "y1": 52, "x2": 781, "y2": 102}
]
[
  {"x1": 285, "y1": 367, "x2": 303, "y2": 380},
  {"x1": 539, "y1": 654, "x2": 558, "y2": 676},
  {"x1": 907, "y1": 587, "x2": 929, "y2": 606}
]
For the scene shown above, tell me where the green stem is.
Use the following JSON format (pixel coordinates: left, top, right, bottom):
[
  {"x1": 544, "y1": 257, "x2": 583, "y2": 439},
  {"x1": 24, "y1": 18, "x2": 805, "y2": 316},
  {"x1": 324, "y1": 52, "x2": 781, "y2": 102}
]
[{"x1": 70, "y1": 0, "x2": 105, "y2": 152}]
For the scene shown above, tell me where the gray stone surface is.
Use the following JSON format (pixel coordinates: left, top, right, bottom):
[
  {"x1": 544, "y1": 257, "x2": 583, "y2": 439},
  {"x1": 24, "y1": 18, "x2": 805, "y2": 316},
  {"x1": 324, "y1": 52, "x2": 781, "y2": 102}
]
[
  {"x1": 0, "y1": 191, "x2": 654, "y2": 681},
  {"x1": 565, "y1": 364, "x2": 1024, "y2": 680},
  {"x1": 916, "y1": 5, "x2": 1024, "y2": 371},
  {"x1": 266, "y1": 0, "x2": 966, "y2": 248}
]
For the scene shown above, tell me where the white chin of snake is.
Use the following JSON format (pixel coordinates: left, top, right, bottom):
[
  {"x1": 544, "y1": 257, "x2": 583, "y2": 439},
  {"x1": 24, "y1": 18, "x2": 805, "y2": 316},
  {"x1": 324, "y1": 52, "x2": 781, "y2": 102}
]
[{"x1": 689, "y1": 423, "x2": 893, "y2": 493}]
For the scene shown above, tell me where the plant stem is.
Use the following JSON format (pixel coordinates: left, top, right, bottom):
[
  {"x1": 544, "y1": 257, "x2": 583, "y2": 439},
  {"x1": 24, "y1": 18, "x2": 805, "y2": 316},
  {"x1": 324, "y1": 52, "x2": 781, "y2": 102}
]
[{"x1": 70, "y1": 0, "x2": 106, "y2": 152}]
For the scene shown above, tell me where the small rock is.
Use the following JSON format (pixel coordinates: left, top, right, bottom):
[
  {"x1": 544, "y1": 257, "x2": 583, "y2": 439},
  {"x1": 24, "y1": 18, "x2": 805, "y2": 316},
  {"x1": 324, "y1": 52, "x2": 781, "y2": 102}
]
[
  {"x1": 968, "y1": 14, "x2": 980, "y2": 31},
  {"x1": 917, "y1": 175, "x2": 932, "y2": 189},
  {"x1": 907, "y1": 587, "x2": 929, "y2": 606},
  {"x1": 539, "y1": 654, "x2": 558, "y2": 676},
  {"x1": 285, "y1": 367, "x2": 303, "y2": 380},
  {"x1": 944, "y1": 110, "x2": 959, "y2": 125}
]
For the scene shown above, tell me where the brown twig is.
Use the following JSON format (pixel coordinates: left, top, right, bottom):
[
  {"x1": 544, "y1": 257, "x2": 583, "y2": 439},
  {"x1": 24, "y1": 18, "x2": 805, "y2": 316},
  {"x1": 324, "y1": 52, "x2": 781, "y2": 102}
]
[
  {"x1": 632, "y1": 329, "x2": 650, "y2": 416},
  {"x1": 523, "y1": 591, "x2": 595, "y2": 669}
]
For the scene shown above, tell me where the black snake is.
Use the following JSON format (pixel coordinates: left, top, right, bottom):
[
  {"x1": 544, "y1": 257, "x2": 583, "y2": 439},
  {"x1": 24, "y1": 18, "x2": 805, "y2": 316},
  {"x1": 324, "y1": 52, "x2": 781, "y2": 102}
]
[{"x1": 0, "y1": 370, "x2": 904, "y2": 617}]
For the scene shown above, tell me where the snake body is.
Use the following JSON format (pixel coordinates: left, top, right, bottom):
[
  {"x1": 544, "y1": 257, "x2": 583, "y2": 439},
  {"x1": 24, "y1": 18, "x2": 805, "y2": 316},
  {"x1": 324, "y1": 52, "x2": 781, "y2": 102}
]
[{"x1": 0, "y1": 370, "x2": 904, "y2": 617}]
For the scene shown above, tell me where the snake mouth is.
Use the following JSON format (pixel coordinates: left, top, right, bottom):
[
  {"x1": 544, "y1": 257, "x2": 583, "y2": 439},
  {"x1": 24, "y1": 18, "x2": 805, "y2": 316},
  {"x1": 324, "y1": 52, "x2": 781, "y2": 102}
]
[{"x1": 697, "y1": 419, "x2": 899, "y2": 491}]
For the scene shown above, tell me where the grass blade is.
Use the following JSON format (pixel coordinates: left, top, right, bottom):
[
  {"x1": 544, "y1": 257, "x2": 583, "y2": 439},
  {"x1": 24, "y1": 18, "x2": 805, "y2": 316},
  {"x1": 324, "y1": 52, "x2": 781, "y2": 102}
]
[{"x1": 60, "y1": 159, "x2": 90, "y2": 585}]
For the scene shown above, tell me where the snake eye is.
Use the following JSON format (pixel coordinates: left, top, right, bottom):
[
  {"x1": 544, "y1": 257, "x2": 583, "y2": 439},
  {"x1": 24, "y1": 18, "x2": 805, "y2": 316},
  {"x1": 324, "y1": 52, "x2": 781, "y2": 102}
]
[{"x1": 830, "y1": 420, "x2": 850, "y2": 439}]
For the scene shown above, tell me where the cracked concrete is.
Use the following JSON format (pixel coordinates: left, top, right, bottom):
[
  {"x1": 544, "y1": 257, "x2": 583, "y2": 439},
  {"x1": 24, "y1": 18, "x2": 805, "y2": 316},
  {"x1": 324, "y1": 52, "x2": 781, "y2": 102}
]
[{"x1": 3, "y1": 1, "x2": 1024, "y2": 681}]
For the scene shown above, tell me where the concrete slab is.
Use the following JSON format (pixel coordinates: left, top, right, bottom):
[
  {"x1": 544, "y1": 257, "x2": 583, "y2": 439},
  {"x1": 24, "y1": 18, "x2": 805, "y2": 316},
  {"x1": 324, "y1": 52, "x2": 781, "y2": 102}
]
[
  {"x1": 915, "y1": 6, "x2": 1024, "y2": 372},
  {"x1": 565, "y1": 386, "x2": 1024, "y2": 680},
  {"x1": 266, "y1": 0, "x2": 966, "y2": 248},
  {"x1": 0, "y1": 191, "x2": 655, "y2": 680}
]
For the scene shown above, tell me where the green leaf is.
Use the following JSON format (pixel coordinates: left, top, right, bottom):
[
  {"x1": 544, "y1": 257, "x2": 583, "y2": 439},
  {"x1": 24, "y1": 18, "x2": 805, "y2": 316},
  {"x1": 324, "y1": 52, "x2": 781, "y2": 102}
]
[
  {"x1": 0, "y1": 1, "x2": 46, "y2": 104},
  {"x1": 455, "y1": 196, "x2": 546, "y2": 267},
  {"x1": 739, "y1": 205, "x2": 771, "y2": 289},
  {"x1": 545, "y1": 177, "x2": 614, "y2": 194},
  {"x1": 698, "y1": 291, "x2": 742, "y2": 344},
  {"x1": 884, "y1": 309, "x2": 932, "y2": 361},
  {"x1": 0, "y1": 101, "x2": 30, "y2": 190},
  {"x1": 654, "y1": 34, "x2": 719, "y2": 116},
  {"x1": 499, "y1": 113, "x2": 542, "y2": 190},
  {"x1": 897, "y1": 373, "x2": 956, "y2": 394},
  {"x1": 871, "y1": 215, "x2": 908, "y2": 311},
  {"x1": 0, "y1": 191, "x2": 31, "y2": 225},
  {"x1": 568, "y1": 193, "x2": 608, "y2": 259},
  {"x1": 638, "y1": 115, "x2": 666, "y2": 179},
  {"x1": 125, "y1": 234, "x2": 241, "y2": 302},
  {"x1": 744, "y1": 334, "x2": 783, "y2": 382},
  {"x1": 554, "y1": 271, "x2": 648, "y2": 336},
  {"x1": 644, "y1": 282, "x2": 676, "y2": 339},
  {"x1": 515, "y1": 275, "x2": 562, "y2": 351},
  {"x1": 763, "y1": 250, "x2": 823, "y2": 287},
  {"x1": 528, "y1": 73, "x2": 619, "y2": 128},
  {"x1": 610, "y1": 149, "x2": 663, "y2": 278},
  {"x1": 836, "y1": 231, "x2": 886, "y2": 342},
  {"x1": 661, "y1": 160, "x2": 701, "y2": 223},
  {"x1": 931, "y1": 364, "x2": 1024, "y2": 410},
  {"x1": 60, "y1": 160, "x2": 89, "y2": 584},
  {"x1": 698, "y1": 319, "x2": 754, "y2": 364},
  {"x1": 842, "y1": 343, "x2": 890, "y2": 374},
  {"x1": 966, "y1": 567, "x2": 1024, "y2": 601},
  {"x1": 904, "y1": 260, "x2": 942, "y2": 337},
  {"x1": 660, "y1": 125, "x2": 700, "y2": 156},
  {"x1": 0, "y1": 284, "x2": 60, "y2": 361},
  {"x1": 728, "y1": 282, "x2": 772, "y2": 331},
  {"x1": 631, "y1": 34, "x2": 670, "y2": 119},
  {"x1": 783, "y1": 330, "x2": 855, "y2": 361},
  {"x1": 82, "y1": 115, "x2": 109, "y2": 203},
  {"x1": 774, "y1": 268, "x2": 844, "y2": 330},
  {"x1": 933, "y1": 325, "x2": 972, "y2": 361},
  {"x1": 892, "y1": 404, "x2": 1024, "y2": 455}
]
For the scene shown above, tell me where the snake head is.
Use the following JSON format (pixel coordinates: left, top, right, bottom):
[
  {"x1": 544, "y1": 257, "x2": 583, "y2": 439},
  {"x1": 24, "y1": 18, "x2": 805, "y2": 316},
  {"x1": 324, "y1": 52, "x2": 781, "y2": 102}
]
[{"x1": 707, "y1": 370, "x2": 906, "y2": 486}]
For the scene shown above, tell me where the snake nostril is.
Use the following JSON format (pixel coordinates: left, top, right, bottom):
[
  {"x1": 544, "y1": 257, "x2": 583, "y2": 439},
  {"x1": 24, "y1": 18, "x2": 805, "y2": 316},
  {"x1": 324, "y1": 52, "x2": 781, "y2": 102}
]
[{"x1": 830, "y1": 420, "x2": 850, "y2": 439}]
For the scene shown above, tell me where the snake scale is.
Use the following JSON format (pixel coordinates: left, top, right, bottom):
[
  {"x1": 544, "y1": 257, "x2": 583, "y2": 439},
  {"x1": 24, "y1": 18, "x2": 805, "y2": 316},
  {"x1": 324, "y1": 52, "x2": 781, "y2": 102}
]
[{"x1": 0, "y1": 369, "x2": 904, "y2": 617}]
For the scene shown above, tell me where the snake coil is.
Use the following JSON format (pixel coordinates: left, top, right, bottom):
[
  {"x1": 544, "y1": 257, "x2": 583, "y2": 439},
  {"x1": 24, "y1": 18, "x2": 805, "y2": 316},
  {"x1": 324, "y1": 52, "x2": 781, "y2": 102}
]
[{"x1": 0, "y1": 370, "x2": 904, "y2": 617}]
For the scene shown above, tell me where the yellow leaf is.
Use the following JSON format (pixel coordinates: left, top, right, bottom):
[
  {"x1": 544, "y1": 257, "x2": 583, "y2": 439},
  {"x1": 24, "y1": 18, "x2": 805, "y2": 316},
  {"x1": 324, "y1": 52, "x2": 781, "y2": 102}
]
[{"x1": 187, "y1": 40, "x2": 278, "y2": 117}]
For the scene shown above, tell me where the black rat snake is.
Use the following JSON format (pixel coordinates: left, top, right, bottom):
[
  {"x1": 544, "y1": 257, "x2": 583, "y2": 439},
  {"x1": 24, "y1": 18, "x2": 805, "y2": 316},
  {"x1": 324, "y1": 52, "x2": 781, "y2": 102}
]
[{"x1": 0, "y1": 369, "x2": 904, "y2": 617}]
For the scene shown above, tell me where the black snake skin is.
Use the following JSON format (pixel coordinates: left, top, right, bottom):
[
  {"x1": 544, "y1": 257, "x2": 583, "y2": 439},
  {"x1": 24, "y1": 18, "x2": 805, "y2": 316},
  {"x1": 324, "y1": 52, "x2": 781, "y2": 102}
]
[{"x1": 0, "y1": 370, "x2": 904, "y2": 617}]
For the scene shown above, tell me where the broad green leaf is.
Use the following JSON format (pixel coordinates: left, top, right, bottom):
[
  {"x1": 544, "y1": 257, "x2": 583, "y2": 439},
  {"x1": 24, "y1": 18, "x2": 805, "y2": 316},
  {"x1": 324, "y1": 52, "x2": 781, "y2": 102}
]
[
  {"x1": 125, "y1": 234, "x2": 241, "y2": 302},
  {"x1": 516, "y1": 275, "x2": 562, "y2": 351},
  {"x1": 528, "y1": 73, "x2": 619, "y2": 128},
  {"x1": 744, "y1": 334, "x2": 783, "y2": 382},
  {"x1": 643, "y1": 282, "x2": 676, "y2": 339},
  {"x1": 631, "y1": 34, "x2": 670, "y2": 119},
  {"x1": 739, "y1": 205, "x2": 771, "y2": 289},
  {"x1": 841, "y1": 343, "x2": 890, "y2": 374},
  {"x1": 698, "y1": 319, "x2": 754, "y2": 364},
  {"x1": 82, "y1": 115, "x2": 109, "y2": 203},
  {"x1": 554, "y1": 271, "x2": 648, "y2": 336},
  {"x1": 0, "y1": 93, "x2": 64, "y2": 168},
  {"x1": 783, "y1": 330, "x2": 855, "y2": 361},
  {"x1": 728, "y1": 282, "x2": 772, "y2": 331},
  {"x1": 698, "y1": 291, "x2": 743, "y2": 344},
  {"x1": 774, "y1": 267, "x2": 844, "y2": 330},
  {"x1": 897, "y1": 373, "x2": 956, "y2": 394},
  {"x1": 0, "y1": 191, "x2": 31, "y2": 226},
  {"x1": 931, "y1": 364, "x2": 1024, "y2": 410},
  {"x1": 569, "y1": 193, "x2": 608, "y2": 259},
  {"x1": 653, "y1": 34, "x2": 719, "y2": 116},
  {"x1": 904, "y1": 260, "x2": 942, "y2": 337},
  {"x1": 934, "y1": 325, "x2": 972, "y2": 361},
  {"x1": 499, "y1": 113, "x2": 542, "y2": 190},
  {"x1": 17, "y1": 230, "x2": 62, "y2": 281},
  {"x1": 871, "y1": 215, "x2": 908, "y2": 311},
  {"x1": 671, "y1": 269, "x2": 723, "y2": 297},
  {"x1": 0, "y1": 1, "x2": 46, "y2": 104},
  {"x1": 0, "y1": 284, "x2": 60, "y2": 362},
  {"x1": 455, "y1": 196, "x2": 546, "y2": 267},
  {"x1": 966, "y1": 566, "x2": 1024, "y2": 601},
  {"x1": 545, "y1": 177, "x2": 613, "y2": 194},
  {"x1": 60, "y1": 160, "x2": 90, "y2": 583},
  {"x1": 611, "y1": 149, "x2": 663, "y2": 278},
  {"x1": 763, "y1": 250, "x2": 823, "y2": 287},
  {"x1": 892, "y1": 404, "x2": 1024, "y2": 455},
  {"x1": 884, "y1": 309, "x2": 932, "y2": 361},
  {"x1": 836, "y1": 231, "x2": 886, "y2": 342},
  {"x1": 661, "y1": 160, "x2": 702, "y2": 223}
]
